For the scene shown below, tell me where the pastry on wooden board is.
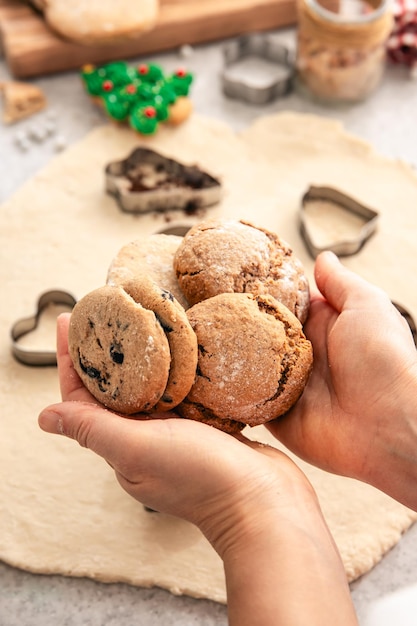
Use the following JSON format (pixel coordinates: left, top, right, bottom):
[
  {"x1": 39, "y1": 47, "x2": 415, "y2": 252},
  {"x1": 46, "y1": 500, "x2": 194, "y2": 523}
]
[{"x1": 27, "y1": 0, "x2": 159, "y2": 45}]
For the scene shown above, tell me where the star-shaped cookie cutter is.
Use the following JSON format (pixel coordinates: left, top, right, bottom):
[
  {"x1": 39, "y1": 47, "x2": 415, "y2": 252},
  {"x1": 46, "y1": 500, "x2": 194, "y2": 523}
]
[
  {"x1": 11, "y1": 289, "x2": 77, "y2": 366},
  {"x1": 221, "y1": 33, "x2": 294, "y2": 105},
  {"x1": 299, "y1": 185, "x2": 380, "y2": 258}
]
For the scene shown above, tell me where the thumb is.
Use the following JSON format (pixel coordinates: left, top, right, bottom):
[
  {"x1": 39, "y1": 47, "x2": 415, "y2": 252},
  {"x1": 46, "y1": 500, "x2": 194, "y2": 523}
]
[
  {"x1": 314, "y1": 251, "x2": 387, "y2": 313},
  {"x1": 38, "y1": 401, "x2": 167, "y2": 475},
  {"x1": 37, "y1": 401, "x2": 236, "y2": 487},
  {"x1": 37, "y1": 401, "x2": 253, "y2": 525}
]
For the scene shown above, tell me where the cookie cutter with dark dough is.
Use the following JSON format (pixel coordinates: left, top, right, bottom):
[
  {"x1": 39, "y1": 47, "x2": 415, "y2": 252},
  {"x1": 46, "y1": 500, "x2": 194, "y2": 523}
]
[
  {"x1": 221, "y1": 33, "x2": 294, "y2": 105},
  {"x1": 300, "y1": 185, "x2": 379, "y2": 258},
  {"x1": 11, "y1": 289, "x2": 77, "y2": 366},
  {"x1": 105, "y1": 147, "x2": 222, "y2": 215}
]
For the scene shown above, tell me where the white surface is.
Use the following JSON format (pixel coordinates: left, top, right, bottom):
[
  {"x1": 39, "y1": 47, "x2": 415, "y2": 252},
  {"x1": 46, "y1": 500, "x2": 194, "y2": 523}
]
[
  {"x1": 365, "y1": 584, "x2": 417, "y2": 625},
  {"x1": 1, "y1": 27, "x2": 417, "y2": 626}
]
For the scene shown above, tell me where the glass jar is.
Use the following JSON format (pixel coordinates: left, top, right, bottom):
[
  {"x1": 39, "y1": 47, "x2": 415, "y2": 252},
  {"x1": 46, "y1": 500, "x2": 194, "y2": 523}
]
[{"x1": 295, "y1": 0, "x2": 393, "y2": 103}]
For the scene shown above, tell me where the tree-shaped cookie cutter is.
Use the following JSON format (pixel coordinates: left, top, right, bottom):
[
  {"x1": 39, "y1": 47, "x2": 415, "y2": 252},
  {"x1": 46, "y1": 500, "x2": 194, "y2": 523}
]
[
  {"x1": 105, "y1": 147, "x2": 222, "y2": 214},
  {"x1": 300, "y1": 185, "x2": 380, "y2": 258},
  {"x1": 221, "y1": 33, "x2": 294, "y2": 105}
]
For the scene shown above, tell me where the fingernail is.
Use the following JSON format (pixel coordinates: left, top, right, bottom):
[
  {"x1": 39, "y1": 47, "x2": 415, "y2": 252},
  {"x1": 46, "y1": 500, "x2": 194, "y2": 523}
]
[
  {"x1": 38, "y1": 407, "x2": 65, "y2": 435},
  {"x1": 323, "y1": 250, "x2": 339, "y2": 262}
]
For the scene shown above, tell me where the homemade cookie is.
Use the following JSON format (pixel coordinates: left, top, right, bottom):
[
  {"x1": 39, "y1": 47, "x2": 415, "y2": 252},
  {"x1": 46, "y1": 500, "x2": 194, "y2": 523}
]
[
  {"x1": 68, "y1": 284, "x2": 170, "y2": 414},
  {"x1": 178, "y1": 292, "x2": 313, "y2": 429},
  {"x1": 174, "y1": 218, "x2": 310, "y2": 323},
  {"x1": 122, "y1": 277, "x2": 198, "y2": 411},
  {"x1": 107, "y1": 234, "x2": 189, "y2": 310},
  {"x1": 30, "y1": 0, "x2": 159, "y2": 45}
]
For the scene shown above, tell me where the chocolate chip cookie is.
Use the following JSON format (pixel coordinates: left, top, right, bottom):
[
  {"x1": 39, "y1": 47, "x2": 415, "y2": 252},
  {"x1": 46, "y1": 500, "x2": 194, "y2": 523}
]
[
  {"x1": 122, "y1": 277, "x2": 197, "y2": 411},
  {"x1": 68, "y1": 285, "x2": 171, "y2": 414}
]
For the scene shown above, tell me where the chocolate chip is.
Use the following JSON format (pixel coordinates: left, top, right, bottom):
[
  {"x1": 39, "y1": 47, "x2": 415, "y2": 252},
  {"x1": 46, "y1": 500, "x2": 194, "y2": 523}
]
[
  {"x1": 78, "y1": 354, "x2": 110, "y2": 393},
  {"x1": 110, "y1": 342, "x2": 124, "y2": 364},
  {"x1": 160, "y1": 288, "x2": 174, "y2": 302},
  {"x1": 79, "y1": 358, "x2": 101, "y2": 380},
  {"x1": 155, "y1": 313, "x2": 173, "y2": 333}
]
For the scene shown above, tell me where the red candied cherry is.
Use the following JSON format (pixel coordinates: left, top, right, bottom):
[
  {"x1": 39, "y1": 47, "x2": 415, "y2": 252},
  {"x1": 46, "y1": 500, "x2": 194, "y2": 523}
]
[
  {"x1": 138, "y1": 64, "x2": 149, "y2": 75},
  {"x1": 144, "y1": 106, "x2": 156, "y2": 118},
  {"x1": 102, "y1": 80, "x2": 114, "y2": 92},
  {"x1": 125, "y1": 84, "x2": 137, "y2": 94},
  {"x1": 175, "y1": 68, "x2": 187, "y2": 78}
]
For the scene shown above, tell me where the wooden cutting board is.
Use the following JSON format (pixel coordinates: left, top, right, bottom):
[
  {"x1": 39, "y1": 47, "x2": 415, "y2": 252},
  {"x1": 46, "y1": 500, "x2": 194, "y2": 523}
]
[{"x1": 0, "y1": 0, "x2": 297, "y2": 78}]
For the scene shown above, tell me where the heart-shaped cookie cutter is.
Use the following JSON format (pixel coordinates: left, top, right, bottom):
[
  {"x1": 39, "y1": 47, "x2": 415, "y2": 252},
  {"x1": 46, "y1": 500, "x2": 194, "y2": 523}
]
[
  {"x1": 300, "y1": 185, "x2": 380, "y2": 258},
  {"x1": 221, "y1": 33, "x2": 294, "y2": 105},
  {"x1": 11, "y1": 289, "x2": 77, "y2": 366}
]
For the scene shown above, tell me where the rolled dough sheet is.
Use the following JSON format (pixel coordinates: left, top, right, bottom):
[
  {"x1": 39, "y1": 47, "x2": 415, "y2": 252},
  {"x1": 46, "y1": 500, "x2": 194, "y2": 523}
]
[{"x1": 1, "y1": 112, "x2": 416, "y2": 604}]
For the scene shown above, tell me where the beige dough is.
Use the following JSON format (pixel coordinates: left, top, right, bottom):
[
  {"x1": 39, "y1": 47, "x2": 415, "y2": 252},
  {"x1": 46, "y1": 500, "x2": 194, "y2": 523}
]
[{"x1": 1, "y1": 113, "x2": 417, "y2": 603}]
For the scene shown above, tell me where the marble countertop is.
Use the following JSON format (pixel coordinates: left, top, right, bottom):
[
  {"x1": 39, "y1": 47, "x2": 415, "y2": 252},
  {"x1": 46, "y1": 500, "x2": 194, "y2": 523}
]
[{"x1": 1, "y1": 28, "x2": 417, "y2": 626}]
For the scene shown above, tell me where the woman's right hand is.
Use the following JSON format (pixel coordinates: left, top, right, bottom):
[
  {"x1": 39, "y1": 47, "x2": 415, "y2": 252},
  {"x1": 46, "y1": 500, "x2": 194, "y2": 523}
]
[{"x1": 268, "y1": 251, "x2": 417, "y2": 510}]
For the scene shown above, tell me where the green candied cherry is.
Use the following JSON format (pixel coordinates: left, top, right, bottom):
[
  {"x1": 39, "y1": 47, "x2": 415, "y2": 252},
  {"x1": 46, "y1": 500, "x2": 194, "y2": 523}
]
[
  {"x1": 80, "y1": 64, "x2": 104, "y2": 96},
  {"x1": 116, "y1": 83, "x2": 141, "y2": 105},
  {"x1": 129, "y1": 104, "x2": 159, "y2": 135},
  {"x1": 167, "y1": 68, "x2": 193, "y2": 97},
  {"x1": 103, "y1": 61, "x2": 137, "y2": 86},
  {"x1": 157, "y1": 83, "x2": 177, "y2": 105},
  {"x1": 103, "y1": 93, "x2": 131, "y2": 122},
  {"x1": 136, "y1": 82, "x2": 156, "y2": 102},
  {"x1": 152, "y1": 96, "x2": 169, "y2": 122},
  {"x1": 136, "y1": 63, "x2": 165, "y2": 82}
]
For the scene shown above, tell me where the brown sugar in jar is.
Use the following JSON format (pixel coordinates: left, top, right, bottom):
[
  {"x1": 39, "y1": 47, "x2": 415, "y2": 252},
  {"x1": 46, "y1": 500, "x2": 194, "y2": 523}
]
[{"x1": 295, "y1": 0, "x2": 393, "y2": 103}]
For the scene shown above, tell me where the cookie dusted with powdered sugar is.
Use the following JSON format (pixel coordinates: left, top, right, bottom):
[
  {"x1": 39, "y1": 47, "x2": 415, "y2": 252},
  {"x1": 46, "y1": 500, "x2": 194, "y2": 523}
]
[
  {"x1": 178, "y1": 292, "x2": 313, "y2": 431},
  {"x1": 107, "y1": 234, "x2": 189, "y2": 310},
  {"x1": 173, "y1": 218, "x2": 310, "y2": 323}
]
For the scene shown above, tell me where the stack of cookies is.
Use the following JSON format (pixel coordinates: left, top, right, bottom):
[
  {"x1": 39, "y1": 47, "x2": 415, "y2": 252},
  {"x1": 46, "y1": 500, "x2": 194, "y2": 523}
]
[{"x1": 69, "y1": 219, "x2": 313, "y2": 433}]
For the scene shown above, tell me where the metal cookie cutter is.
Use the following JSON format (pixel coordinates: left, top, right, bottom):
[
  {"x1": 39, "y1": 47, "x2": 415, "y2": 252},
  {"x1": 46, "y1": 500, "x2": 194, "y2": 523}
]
[
  {"x1": 300, "y1": 185, "x2": 380, "y2": 259},
  {"x1": 105, "y1": 147, "x2": 222, "y2": 215},
  {"x1": 221, "y1": 33, "x2": 294, "y2": 105},
  {"x1": 157, "y1": 224, "x2": 191, "y2": 237},
  {"x1": 11, "y1": 289, "x2": 77, "y2": 366},
  {"x1": 393, "y1": 302, "x2": 417, "y2": 347}
]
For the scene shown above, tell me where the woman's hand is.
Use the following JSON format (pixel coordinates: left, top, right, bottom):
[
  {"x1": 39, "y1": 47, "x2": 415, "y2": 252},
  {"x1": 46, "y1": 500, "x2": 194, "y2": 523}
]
[
  {"x1": 38, "y1": 313, "x2": 358, "y2": 625},
  {"x1": 38, "y1": 317, "x2": 310, "y2": 546},
  {"x1": 269, "y1": 251, "x2": 417, "y2": 510}
]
